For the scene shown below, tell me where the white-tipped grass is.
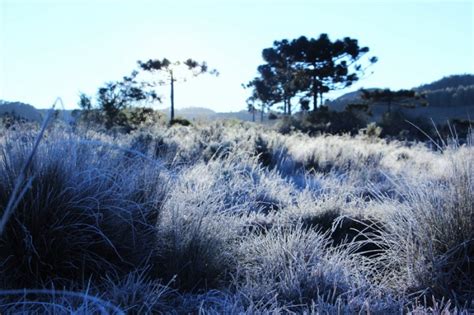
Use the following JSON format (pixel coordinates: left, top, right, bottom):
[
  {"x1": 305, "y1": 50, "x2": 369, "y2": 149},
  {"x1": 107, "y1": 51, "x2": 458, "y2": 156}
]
[
  {"x1": 233, "y1": 223, "x2": 404, "y2": 313},
  {"x1": 0, "y1": 120, "x2": 472, "y2": 313},
  {"x1": 154, "y1": 155, "x2": 257, "y2": 291},
  {"x1": 0, "y1": 129, "x2": 168, "y2": 290},
  {"x1": 100, "y1": 268, "x2": 175, "y2": 314},
  {"x1": 0, "y1": 288, "x2": 125, "y2": 314},
  {"x1": 371, "y1": 147, "x2": 474, "y2": 308}
]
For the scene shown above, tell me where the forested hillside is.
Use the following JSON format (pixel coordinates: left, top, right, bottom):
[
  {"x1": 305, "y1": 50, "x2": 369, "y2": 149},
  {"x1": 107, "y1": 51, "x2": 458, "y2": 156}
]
[{"x1": 416, "y1": 74, "x2": 474, "y2": 107}]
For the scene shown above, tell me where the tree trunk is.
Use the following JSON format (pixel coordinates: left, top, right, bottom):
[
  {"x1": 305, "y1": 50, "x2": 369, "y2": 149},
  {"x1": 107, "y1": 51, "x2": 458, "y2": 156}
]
[
  {"x1": 313, "y1": 89, "x2": 318, "y2": 111},
  {"x1": 170, "y1": 72, "x2": 175, "y2": 122},
  {"x1": 287, "y1": 98, "x2": 292, "y2": 115},
  {"x1": 319, "y1": 92, "x2": 323, "y2": 108},
  {"x1": 311, "y1": 69, "x2": 318, "y2": 112},
  {"x1": 312, "y1": 70, "x2": 318, "y2": 111},
  {"x1": 252, "y1": 108, "x2": 255, "y2": 122},
  {"x1": 283, "y1": 99, "x2": 287, "y2": 115},
  {"x1": 260, "y1": 105, "x2": 264, "y2": 122}
]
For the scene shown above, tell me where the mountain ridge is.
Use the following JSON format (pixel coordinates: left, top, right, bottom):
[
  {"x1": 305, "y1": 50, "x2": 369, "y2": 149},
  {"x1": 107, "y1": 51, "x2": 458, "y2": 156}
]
[{"x1": 2, "y1": 74, "x2": 473, "y2": 124}]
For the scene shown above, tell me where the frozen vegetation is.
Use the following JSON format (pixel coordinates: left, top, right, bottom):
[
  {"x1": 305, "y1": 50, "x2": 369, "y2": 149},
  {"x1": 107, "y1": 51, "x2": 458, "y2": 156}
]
[{"x1": 0, "y1": 120, "x2": 472, "y2": 314}]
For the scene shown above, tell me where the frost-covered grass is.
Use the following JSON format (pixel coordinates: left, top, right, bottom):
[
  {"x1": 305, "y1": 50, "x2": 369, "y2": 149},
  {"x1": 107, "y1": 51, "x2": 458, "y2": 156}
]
[{"x1": 0, "y1": 121, "x2": 472, "y2": 314}]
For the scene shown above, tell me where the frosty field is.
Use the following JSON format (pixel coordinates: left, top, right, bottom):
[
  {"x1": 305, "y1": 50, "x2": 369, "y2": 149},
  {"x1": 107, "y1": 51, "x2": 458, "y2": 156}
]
[{"x1": 0, "y1": 121, "x2": 472, "y2": 314}]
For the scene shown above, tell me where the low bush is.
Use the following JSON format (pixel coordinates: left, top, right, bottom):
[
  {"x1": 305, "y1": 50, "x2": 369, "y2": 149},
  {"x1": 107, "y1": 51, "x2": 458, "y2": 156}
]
[{"x1": 170, "y1": 117, "x2": 192, "y2": 126}]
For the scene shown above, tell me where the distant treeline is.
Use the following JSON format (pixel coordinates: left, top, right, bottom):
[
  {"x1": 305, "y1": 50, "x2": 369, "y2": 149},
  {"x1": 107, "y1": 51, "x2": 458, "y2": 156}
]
[
  {"x1": 418, "y1": 74, "x2": 474, "y2": 107},
  {"x1": 418, "y1": 74, "x2": 474, "y2": 91}
]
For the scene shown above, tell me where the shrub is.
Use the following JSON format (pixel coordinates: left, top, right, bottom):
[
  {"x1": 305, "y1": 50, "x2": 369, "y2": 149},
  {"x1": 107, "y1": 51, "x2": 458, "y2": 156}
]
[
  {"x1": 360, "y1": 122, "x2": 383, "y2": 139},
  {"x1": 278, "y1": 109, "x2": 368, "y2": 136},
  {"x1": 379, "y1": 110, "x2": 434, "y2": 140},
  {"x1": 170, "y1": 117, "x2": 192, "y2": 126},
  {"x1": 268, "y1": 112, "x2": 279, "y2": 120}
]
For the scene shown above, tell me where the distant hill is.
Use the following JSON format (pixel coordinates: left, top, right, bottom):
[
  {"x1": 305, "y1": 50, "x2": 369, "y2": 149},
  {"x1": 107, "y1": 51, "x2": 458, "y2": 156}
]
[
  {"x1": 0, "y1": 100, "x2": 270, "y2": 125},
  {"x1": 160, "y1": 107, "x2": 269, "y2": 122},
  {"x1": 37, "y1": 108, "x2": 76, "y2": 124},
  {"x1": 0, "y1": 100, "x2": 43, "y2": 122},
  {"x1": 158, "y1": 107, "x2": 217, "y2": 120},
  {"x1": 416, "y1": 74, "x2": 474, "y2": 108},
  {"x1": 326, "y1": 74, "x2": 474, "y2": 123},
  {"x1": 417, "y1": 74, "x2": 474, "y2": 91}
]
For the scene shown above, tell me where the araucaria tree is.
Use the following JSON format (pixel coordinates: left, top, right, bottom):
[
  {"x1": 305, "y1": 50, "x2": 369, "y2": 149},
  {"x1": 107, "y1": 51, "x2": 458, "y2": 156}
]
[
  {"x1": 291, "y1": 34, "x2": 377, "y2": 110},
  {"x1": 137, "y1": 58, "x2": 218, "y2": 122},
  {"x1": 247, "y1": 34, "x2": 377, "y2": 114},
  {"x1": 360, "y1": 88, "x2": 428, "y2": 114},
  {"x1": 245, "y1": 40, "x2": 306, "y2": 116}
]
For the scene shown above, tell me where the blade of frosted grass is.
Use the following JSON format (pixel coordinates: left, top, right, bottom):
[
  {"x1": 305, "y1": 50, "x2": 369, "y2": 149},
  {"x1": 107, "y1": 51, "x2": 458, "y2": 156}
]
[
  {"x1": 405, "y1": 119, "x2": 443, "y2": 151},
  {"x1": 0, "y1": 98, "x2": 60, "y2": 235},
  {"x1": 0, "y1": 289, "x2": 125, "y2": 314}
]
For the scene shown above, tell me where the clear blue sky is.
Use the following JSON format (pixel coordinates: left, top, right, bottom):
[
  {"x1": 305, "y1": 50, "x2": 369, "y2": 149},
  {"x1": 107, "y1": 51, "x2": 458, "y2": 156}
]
[{"x1": 1, "y1": 0, "x2": 473, "y2": 112}]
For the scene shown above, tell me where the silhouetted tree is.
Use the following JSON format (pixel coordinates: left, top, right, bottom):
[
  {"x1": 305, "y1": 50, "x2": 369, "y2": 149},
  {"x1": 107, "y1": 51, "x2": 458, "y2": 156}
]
[
  {"x1": 290, "y1": 34, "x2": 377, "y2": 110},
  {"x1": 93, "y1": 71, "x2": 159, "y2": 129},
  {"x1": 361, "y1": 88, "x2": 427, "y2": 114},
  {"x1": 77, "y1": 92, "x2": 95, "y2": 127},
  {"x1": 247, "y1": 100, "x2": 256, "y2": 122},
  {"x1": 299, "y1": 97, "x2": 311, "y2": 111},
  {"x1": 137, "y1": 58, "x2": 218, "y2": 122},
  {"x1": 78, "y1": 92, "x2": 92, "y2": 111},
  {"x1": 259, "y1": 40, "x2": 308, "y2": 115},
  {"x1": 244, "y1": 77, "x2": 280, "y2": 122},
  {"x1": 247, "y1": 34, "x2": 377, "y2": 114}
]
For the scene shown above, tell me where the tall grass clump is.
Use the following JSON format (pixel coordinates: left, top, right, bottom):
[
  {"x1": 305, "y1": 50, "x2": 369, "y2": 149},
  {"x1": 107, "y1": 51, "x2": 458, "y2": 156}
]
[
  {"x1": 154, "y1": 160, "x2": 244, "y2": 291},
  {"x1": 374, "y1": 144, "x2": 474, "y2": 309},
  {"x1": 234, "y1": 224, "x2": 402, "y2": 313},
  {"x1": 0, "y1": 131, "x2": 168, "y2": 289},
  {"x1": 155, "y1": 196, "x2": 240, "y2": 292}
]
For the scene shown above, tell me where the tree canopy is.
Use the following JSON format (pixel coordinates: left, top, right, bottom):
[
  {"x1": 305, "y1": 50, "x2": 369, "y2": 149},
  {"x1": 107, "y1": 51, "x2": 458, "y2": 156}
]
[
  {"x1": 137, "y1": 58, "x2": 218, "y2": 122},
  {"x1": 78, "y1": 71, "x2": 160, "y2": 129},
  {"x1": 246, "y1": 33, "x2": 377, "y2": 114}
]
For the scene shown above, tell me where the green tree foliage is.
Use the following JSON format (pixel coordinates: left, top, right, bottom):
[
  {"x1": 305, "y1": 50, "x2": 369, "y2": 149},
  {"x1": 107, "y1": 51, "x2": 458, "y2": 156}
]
[{"x1": 137, "y1": 58, "x2": 218, "y2": 122}]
